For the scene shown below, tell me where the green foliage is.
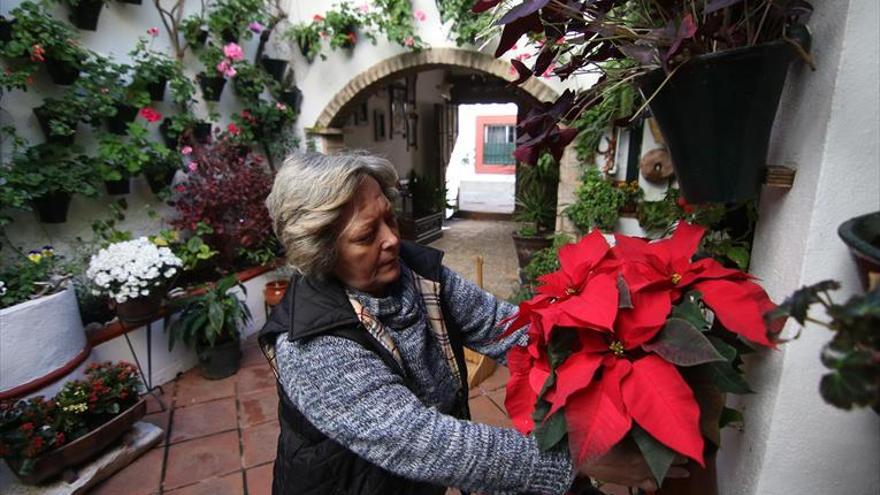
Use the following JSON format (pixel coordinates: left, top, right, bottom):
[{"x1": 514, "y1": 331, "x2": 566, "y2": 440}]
[
  {"x1": 0, "y1": 246, "x2": 67, "y2": 309},
  {"x1": 1, "y1": 1, "x2": 86, "y2": 64},
  {"x1": 94, "y1": 125, "x2": 157, "y2": 181},
  {"x1": 571, "y1": 73, "x2": 638, "y2": 164},
  {"x1": 206, "y1": 0, "x2": 268, "y2": 43},
  {"x1": 514, "y1": 152, "x2": 559, "y2": 235},
  {"x1": 89, "y1": 199, "x2": 133, "y2": 247},
  {"x1": 286, "y1": 21, "x2": 324, "y2": 61},
  {"x1": 437, "y1": 0, "x2": 494, "y2": 46},
  {"x1": 565, "y1": 168, "x2": 625, "y2": 233},
  {"x1": 181, "y1": 16, "x2": 208, "y2": 48},
  {"x1": 168, "y1": 275, "x2": 252, "y2": 350},
  {"x1": 232, "y1": 61, "x2": 275, "y2": 101},
  {"x1": 2, "y1": 143, "x2": 98, "y2": 200},
  {"x1": 407, "y1": 169, "x2": 447, "y2": 217},
  {"x1": 769, "y1": 281, "x2": 880, "y2": 411},
  {"x1": 237, "y1": 234, "x2": 281, "y2": 267},
  {"x1": 150, "y1": 223, "x2": 218, "y2": 272},
  {"x1": 368, "y1": 0, "x2": 421, "y2": 48},
  {"x1": 130, "y1": 35, "x2": 185, "y2": 93}
]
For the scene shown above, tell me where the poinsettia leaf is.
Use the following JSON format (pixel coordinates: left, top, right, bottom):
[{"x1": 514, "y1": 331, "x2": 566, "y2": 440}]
[
  {"x1": 617, "y1": 274, "x2": 633, "y2": 309},
  {"x1": 616, "y1": 289, "x2": 671, "y2": 349},
  {"x1": 548, "y1": 351, "x2": 604, "y2": 417},
  {"x1": 505, "y1": 345, "x2": 539, "y2": 433},
  {"x1": 622, "y1": 355, "x2": 705, "y2": 465},
  {"x1": 696, "y1": 279, "x2": 775, "y2": 347},
  {"x1": 631, "y1": 422, "x2": 676, "y2": 488},
  {"x1": 565, "y1": 359, "x2": 632, "y2": 463},
  {"x1": 671, "y1": 292, "x2": 708, "y2": 330},
  {"x1": 719, "y1": 406, "x2": 743, "y2": 429},
  {"x1": 535, "y1": 409, "x2": 568, "y2": 451},
  {"x1": 704, "y1": 0, "x2": 744, "y2": 14},
  {"x1": 706, "y1": 335, "x2": 737, "y2": 362},
  {"x1": 642, "y1": 318, "x2": 726, "y2": 367},
  {"x1": 680, "y1": 367, "x2": 725, "y2": 446},
  {"x1": 497, "y1": 0, "x2": 551, "y2": 25}
]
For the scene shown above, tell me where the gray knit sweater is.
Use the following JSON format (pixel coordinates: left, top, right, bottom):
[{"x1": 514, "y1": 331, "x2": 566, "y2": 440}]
[{"x1": 274, "y1": 262, "x2": 575, "y2": 494}]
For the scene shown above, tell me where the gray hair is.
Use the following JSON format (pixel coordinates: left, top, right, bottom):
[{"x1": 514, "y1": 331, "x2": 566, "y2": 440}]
[{"x1": 266, "y1": 150, "x2": 399, "y2": 279}]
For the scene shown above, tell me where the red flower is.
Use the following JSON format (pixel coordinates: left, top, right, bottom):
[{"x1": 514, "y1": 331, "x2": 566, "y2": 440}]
[
  {"x1": 313, "y1": 14, "x2": 324, "y2": 22},
  {"x1": 139, "y1": 107, "x2": 162, "y2": 123},
  {"x1": 55, "y1": 432, "x2": 65, "y2": 446},
  {"x1": 20, "y1": 422, "x2": 34, "y2": 434},
  {"x1": 30, "y1": 44, "x2": 45, "y2": 62},
  {"x1": 346, "y1": 32, "x2": 357, "y2": 44},
  {"x1": 227, "y1": 122, "x2": 240, "y2": 135}
]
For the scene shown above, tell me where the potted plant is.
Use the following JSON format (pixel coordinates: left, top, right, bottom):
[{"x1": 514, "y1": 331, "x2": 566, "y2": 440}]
[
  {"x1": 94, "y1": 127, "x2": 154, "y2": 195},
  {"x1": 206, "y1": 0, "x2": 268, "y2": 44},
  {"x1": 512, "y1": 152, "x2": 558, "y2": 273},
  {"x1": 486, "y1": 0, "x2": 814, "y2": 203},
  {"x1": 33, "y1": 97, "x2": 82, "y2": 145},
  {"x1": 0, "y1": 362, "x2": 144, "y2": 484},
  {"x1": 285, "y1": 21, "x2": 324, "y2": 62},
  {"x1": 232, "y1": 60, "x2": 273, "y2": 101},
  {"x1": 260, "y1": 54, "x2": 288, "y2": 82},
  {"x1": 150, "y1": 224, "x2": 219, "y2": 288},
  {"x1": 87, "y1": 237, "x2": 183, "y2": 325},
  {"x1": 181, "y1": 15, "x2": 209, "y2": 49},
  {"x1": 168, "y1": 275, "x2": 252, "y2": 379},
  {"x1": 2, "y1": 2, "x2": 87, "y2": 85},
  {"x1": 60, "y1": 0, "x2": 110, "y2": 31},
  {"x1": 196, "y1": 44, "x2": 240, "y2": 101},
  {"x1": 323, "y1": 4, "x2": 364, "y2": 50},
  {"x1": 2, "y1": 143, "x2": 98, "y2": 223},
  {"x1": 0, "y1": 246, "x2": 68, "y2": 310},
  {"x1": 232, "y1": 99, "x2": 295, "y2": 141},
  {"x1": 130, "y1": 31, "x2": 183, "y2": 101},
  {"x1": 563, "y1": 167, "x2": 625, "y2": 234},
  {"x1": 838, "y1": 211, "x2": 880, "y2": 291},
  {"x1": 263, "y1": 279, "x2": 288, "y2": 307},
  {"x1": 769, "y1": 281, "x2": 879, "y2": 413}
]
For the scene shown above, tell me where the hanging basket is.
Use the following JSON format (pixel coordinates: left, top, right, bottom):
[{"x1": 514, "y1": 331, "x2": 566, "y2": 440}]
[
  {"x1": 106, "y1": 104, "x2": 139, "y2": 135},
  {"x1": 838, "y1": 211, "x2": 880, "y2": 291},
  {"x1": 4, "y1": 399, "x2": 146, "y2": 485},
  {"x1": 146, "y1": 169, "x2": 177, "y2": 194},
  {"x1": 278, "y1": 87, "x2": 303, "y2": 114},
  {"x1": 146, "y1": 78, "x2": 167, "y2": 101},
  {"x1": 104, "y1": 178, "x2": 131, "y2": 195},
  {"x1": 67, "y1": 0, "x2": 105, "y2": 31},
  {"x1": 193, "y1": 121, "x2": 213, "y2": 143},
  {"x1": 33, "y1": 106, "x2": 76, "y2": 145},
  {"x1": 0, "y1": 17, "x2": 15, "y2": 43},
  {"x1": 115, "y1": 291, "x2": 164, "y2": 326},
  {"x1": 44, "y1": 56, "x2": 80, "y2": 85},
  {"x1": 197, "y1": 73, "x2": 226, "y2": 102},
  {"x1": 637, "y1": 41, "x2": 797, "y2": 204},
  {"x1": 32, "y1": 192, "x2": 73, "y2": 224},
  {"x1": 260, "y1": 57, "x2": 288, "y2": 82}
]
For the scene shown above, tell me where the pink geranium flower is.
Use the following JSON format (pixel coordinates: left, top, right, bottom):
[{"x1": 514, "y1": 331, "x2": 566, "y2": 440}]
[
  {"x1": 404, "y1": 36, "x2": 415, "y2": 47},
  {"x1": 188, "y1": 162, "x2": 199, "y2": 172},
  {"x1": 223, "y1": 42, "x2": 244, "y2": 61},
  {"x1": 248, "y1": 21, "x2": 264, "y2": 34},
  {"x1": 180, "y1": 146, "x2": 193, "y2": 155},
  {"x1": 147, "y1": 27, "x2": 159, "y2": 37},
  {"x1": 414, "y1": 10, "x2": 426, "y2": 21}
]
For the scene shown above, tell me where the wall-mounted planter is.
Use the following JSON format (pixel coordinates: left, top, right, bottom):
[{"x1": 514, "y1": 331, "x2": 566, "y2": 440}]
[
  {"x1": 260, "y1": 56, "x2": 288, "y2": 82},
  {"x1": 33, "y1": 106, "x2": 76, "y2": 145},
  {"x1": 106, "y1": 103, "x2": 139, "y2": 135},
  {"x1": 221, "y1": 29, "x2": 238, "y2": 44},
  {"x1": 193, "y1": 121, "x2": 213, "y2": 143},
  {"x1": 197, "y1": 73, "x2": 226, "y2": 102},
  {"x1": 279, "y1": 87, "x2": 303, "y2": 114},
  {"x1": 638, "y1": 40, "x2": 799, "y2": 203},
  {"x1": 32, "y1": 191, "x2": 73, "y2": 223},
  {"x1": 838, "y1": 211, "x2": 880, "y2": 291},
  {"x1": 0, "y1": 16, "x2": 15, "y2": 43},
  {"x1": 104, "y1": 178, "x2": 131, "y2": 195},
  {"x1": 67, "y1": 0, "x2": 105, "y2": 31},
  {"x1": 44, "y1": 56, "x2": 80, "y2": 85},
  {"x1": 146, "y1": 168, "x2": 177, "y2": 194},
  {"x1": 117, "y1": 0, "x2": 142, "y2": 4},
  {"x1": 147, "y1": 78, "x2": 167, "y2": 101}
]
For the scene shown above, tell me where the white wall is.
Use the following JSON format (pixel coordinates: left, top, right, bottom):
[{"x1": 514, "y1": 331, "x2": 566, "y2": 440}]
[{"x1": 717, "y1": 0, "x2": 880, "y2": 493}]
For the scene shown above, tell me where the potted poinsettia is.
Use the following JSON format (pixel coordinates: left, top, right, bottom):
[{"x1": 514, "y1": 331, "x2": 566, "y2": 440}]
[
  {"x1": 503, "y1": 222, "x2": 785, "y2": 493},
  {"x1": 87, "y1": 237, "x2": 182, "y2": 325},
  {"x1": 483, "y1": 0, "x2": 814, "y2": 203}
]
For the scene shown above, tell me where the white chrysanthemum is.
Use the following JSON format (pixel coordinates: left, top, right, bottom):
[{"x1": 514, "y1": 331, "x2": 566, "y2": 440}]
[{"x1": 87, "y1": 237, "x2": 183, "y2": 303}]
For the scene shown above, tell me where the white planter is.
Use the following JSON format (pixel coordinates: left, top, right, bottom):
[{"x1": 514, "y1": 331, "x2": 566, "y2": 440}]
[{"x1": 0, "y1": 288, "x2": 91, "y2": 398}]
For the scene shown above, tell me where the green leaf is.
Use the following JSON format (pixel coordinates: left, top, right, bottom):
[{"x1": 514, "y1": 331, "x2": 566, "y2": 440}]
[
  {"x1": 701, "y1": 360, "x2": 753, "y2": 394},
  {"x1": 719, "y1": 407, "x2": 743, "y2": 429},
  {"x1": 706, "y1": 335, "x2": 737, "y2": 362},
  {"x1": 631, "y1": 423, "x2": 676, "y2": 488},
  {"x1": 671, "y1": 292, "x2": 708, "y2": 330},
  {"x1": 534, "y1": 409, "x2": 568, "y2": 451},
  {"x1": 725, "y1": 246, "x2": 750, "y2": 271},
  {"x1": 642, "y1": 318, "x2": 726, "y2": 366},
  {"x1": 820, "y1": 370, "x2": 876, "y2": 410}
]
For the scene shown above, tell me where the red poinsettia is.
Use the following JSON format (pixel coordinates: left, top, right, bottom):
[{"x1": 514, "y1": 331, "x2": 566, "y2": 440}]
[{"x1": 503, "y1": 222, "x2": 783, "y2": 475}]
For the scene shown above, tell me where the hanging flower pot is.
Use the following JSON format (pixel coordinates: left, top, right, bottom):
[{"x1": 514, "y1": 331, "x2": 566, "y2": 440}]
[
  {"x1": 260, "y1": 56, "x2": 288, "y2": 82},
  {"x1": 104, "y1": 178, "x2": 131, "y2": 195},
  {"x1": 197, "y1": 72, "x2": 226, "y2": 102},
  {"x1": 44, "y1": 56, "x2": 80, "y2": 85},
  {"x1": 221, "y1": 28, "x2": 238, "y2": 43},
  {"x1": 838, "y1": 211, "x2": 880, "y2": 291},
  {"x1": 146, "y1": 169, "x2": 177, "y2": 194},
  {"x1": 193, "y1": 121, "x2": 213, "y2": 143},
  {"x1": 0, "y1": 17, "x2": 14, "y2": 43},
  {"x1": 33, "y1": 106, "x2": 76, "y2": 145},
  {"x1": 115, "y1": 291, "x2": 163, "y2": 326},
  {"x1": 32, "y1": 191, "x2": 72, "y2": 224},
  {"x1": 106, "y1": 104, "x2": 139, "y2": 135},
  {"x1": 278, "y1": 87, "x2": 303, "y2": 114},
  {"x1": 146, "y1": 78, "x2": 167, "y2": 101},
  {"x1": 264, "y1": 280, "x2": 289, "y2": 307},
  {"x1": 159, "y1": 118, "x2": 179, "y2": 149},
  {"x1": 67, "y1": 0, "x2": 105, "y2": 31},
  {"x1": 637, "y1": 41, "x2": 798, "y2": 204},
  {"x1": 117, "y1": 0, "x2": 142, "y2": 4}
]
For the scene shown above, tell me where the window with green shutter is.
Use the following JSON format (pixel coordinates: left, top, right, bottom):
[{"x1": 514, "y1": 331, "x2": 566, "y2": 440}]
[{"x1": 483, "y1": 124, "x2": 516, "y2": 165}]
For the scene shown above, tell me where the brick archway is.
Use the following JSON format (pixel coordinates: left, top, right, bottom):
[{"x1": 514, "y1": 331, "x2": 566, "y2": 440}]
[{"x1": 313, "y1": 47, "x2": 558, "y2": 130}]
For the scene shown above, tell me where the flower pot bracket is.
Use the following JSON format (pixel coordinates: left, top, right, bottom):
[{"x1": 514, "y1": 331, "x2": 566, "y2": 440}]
[{"x1": 763, "y1": 165, "x2": 796, "y2": 190}]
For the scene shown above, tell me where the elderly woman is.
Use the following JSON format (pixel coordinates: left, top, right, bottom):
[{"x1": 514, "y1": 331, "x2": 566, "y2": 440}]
[{"x1": 260, "y1": 151, "x2": 686, "y2": 495}]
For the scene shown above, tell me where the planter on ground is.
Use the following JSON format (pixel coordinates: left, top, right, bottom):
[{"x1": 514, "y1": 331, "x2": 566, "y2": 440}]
[
  {"x1": 637, "y1": 41, "x2": 799, "y2": 203},
  {"x1": 196, "y1": 339, "x2": 241, "y2": 380},
  {"x1": 32, "y1": 191, "x2": 73, "y2": 223},
  {"x1": 399, "y1": 212, "x2": 443, "y2": 244},
  {"x1": 511, "y1": 233, "x2": 553, "y2": 273}
]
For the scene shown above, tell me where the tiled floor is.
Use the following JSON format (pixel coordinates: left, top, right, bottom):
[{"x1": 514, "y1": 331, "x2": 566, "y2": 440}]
[{"x1": 90, "y1": 337, "x2": 516, "y2": 495}]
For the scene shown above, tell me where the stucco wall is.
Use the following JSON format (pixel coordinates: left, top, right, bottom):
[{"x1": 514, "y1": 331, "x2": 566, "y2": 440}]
[{"x1": 717, "y1": 0, "x2": 880, "y2": 493}]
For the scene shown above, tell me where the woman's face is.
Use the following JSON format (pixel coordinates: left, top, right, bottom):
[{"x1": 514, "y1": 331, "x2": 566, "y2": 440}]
[{"x1": 333, "y1": 176, "x2": 401, "y2": 295}]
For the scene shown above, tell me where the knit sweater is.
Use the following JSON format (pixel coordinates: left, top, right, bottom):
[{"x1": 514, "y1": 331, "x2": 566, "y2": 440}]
[{"x1": 274, "y1": 262, "x2": 575, "y2": 494}]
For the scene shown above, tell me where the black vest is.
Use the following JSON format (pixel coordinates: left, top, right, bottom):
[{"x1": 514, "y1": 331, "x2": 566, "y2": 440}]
[{"x1": 259, "y1": 242, "x2": 471, "y2": 495}]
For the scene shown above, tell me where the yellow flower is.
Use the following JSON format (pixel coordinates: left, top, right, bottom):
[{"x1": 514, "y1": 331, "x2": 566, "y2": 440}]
[
  {"x1": 27, "y1": 252, "x2": 42, "y2": 263},
  {"x1": 152, "y1": 237, "x2": 169, "y2": 247}
]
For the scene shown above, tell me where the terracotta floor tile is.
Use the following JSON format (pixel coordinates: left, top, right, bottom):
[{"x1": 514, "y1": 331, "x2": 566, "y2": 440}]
[
  {"x1": 143, "y1": 388, "x2": 172, "y2": 415},
  {"x1": 241, "y1": 420, "x2": 280, "y2": 468},
  {"x1": 239, "y1": 387, "x2": 279, "y2": 428},
  {"x1": 236, "y1": 365, "x2": 276, "y2": 395},
  {"x1": 163, "y1": 431, "x2": 241, "y2": 490},
  {"x1": 478, "y1": 365, "x2": 510, "y2": 393},
  {"x1": 174, "y1": 370, "x2": 237, "y2": 407},
  {"x1": 245, "y1": 462, "x2": 274, "y2": 495},
  {"x1": 240, "y1": 343, "x2": 268, "y2": 369},
  {"x1": 164, "y1": 470, "x2": 244, "y2": 495},
  {"x1": 142, "y1": 410, "x2": 171, "y2": 446},
  {"x1": 485, "y1": 387, "x2": 507, "y2": 414},
  {"x1": 90, "y1": 446, "x2": 164, "y2": 495},
  {"x1": 169, "y1": 397, "x2": 238, "y2": 444},
  {"x1": 468, "y1": 395, "x2": 512, "y2": 429},
  {"x1": 468, "y1": 386, "x2": 483, "y2": 399}
]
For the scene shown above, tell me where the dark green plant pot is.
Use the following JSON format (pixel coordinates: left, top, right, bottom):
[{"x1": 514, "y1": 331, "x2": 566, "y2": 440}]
[
  {"x1": 192, "y1": 29, "x2": 209, "y2": 46},
  {"x1": 68, "y1": 0, "x2": 105, "y2": 31},
  {"x1": 0, "y1": 17, "x2": 14, "y2": 43},
  {"x1": 106, "y1": 104, "x2": 139, "y2": 135},
  {"x1": 197, "y1": 73, "x2": 226, "y2": 102},
  {"x1": 146, "y1": 169, "x2": 177, "y2": 194},
  {"x1": 45, "y1": 56, "x2": 80, "y2": 85},
  {"x1": 33, "y1": 106, "x2": 76, "y2": 145},
  {"x1": 193, "y1": 122, "x2": 212, "y2": 143},
  {"x1": 159, "y1": 118, "x2": 179, "y2": 149},
  {"x1": 260, "y1": 57, "x2": 288, "y2": 82},
  {"x1": 297, "y1": 40, "x2": 313, "y2": 60},
  {"x1": 147, "y1": 78, "x2": 167, "y2": 101},
  {"x1": 278, "y1": 87, "x2": 303, "y2": 114},
  {"x1": 221, "y1": 28, "x2": 238, "y2": 43},
  {"x1": 197, "y1": 339, "x2": 242, "y2": 380},
  {"x1": 838, "y1": 211, "x2": 880, "y2": 291},
  {"x1": 32, "y1": 192, "x2": 72, "y2": 224},
  {"x1": 637, "y1": 41, "x2": 798, "y2": 204},
  {"x1": 105, "y1": 178, "x2": 131, "y2": 195},
  {"x1": 117, "y1": 0, "x2": 142, "y2": 4},
  {"x1": 511, "y1": 233, "x2": 553, "y2": 271}
]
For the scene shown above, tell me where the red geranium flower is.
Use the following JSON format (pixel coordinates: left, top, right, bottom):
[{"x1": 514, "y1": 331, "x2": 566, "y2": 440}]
[{"x1": 139, "y1": 107, "x2": 162, "y2": 123}]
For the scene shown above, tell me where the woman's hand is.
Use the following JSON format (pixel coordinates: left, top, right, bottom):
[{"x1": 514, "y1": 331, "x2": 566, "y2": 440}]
[{"x1": 576, "y1": 439, "x2": 690, "y2": 491}]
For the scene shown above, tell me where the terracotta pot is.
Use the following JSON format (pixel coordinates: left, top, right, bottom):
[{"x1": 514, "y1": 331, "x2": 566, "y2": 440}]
[
  {"x1": 264, "y1": 280, "x2": 289, "y2": 307},
  {"x1": 5, "y1": 398, "x2": 146, "y2": 485},
  {"x1": 115, "y1": 292, "x2": 163, "y2": 326}
]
